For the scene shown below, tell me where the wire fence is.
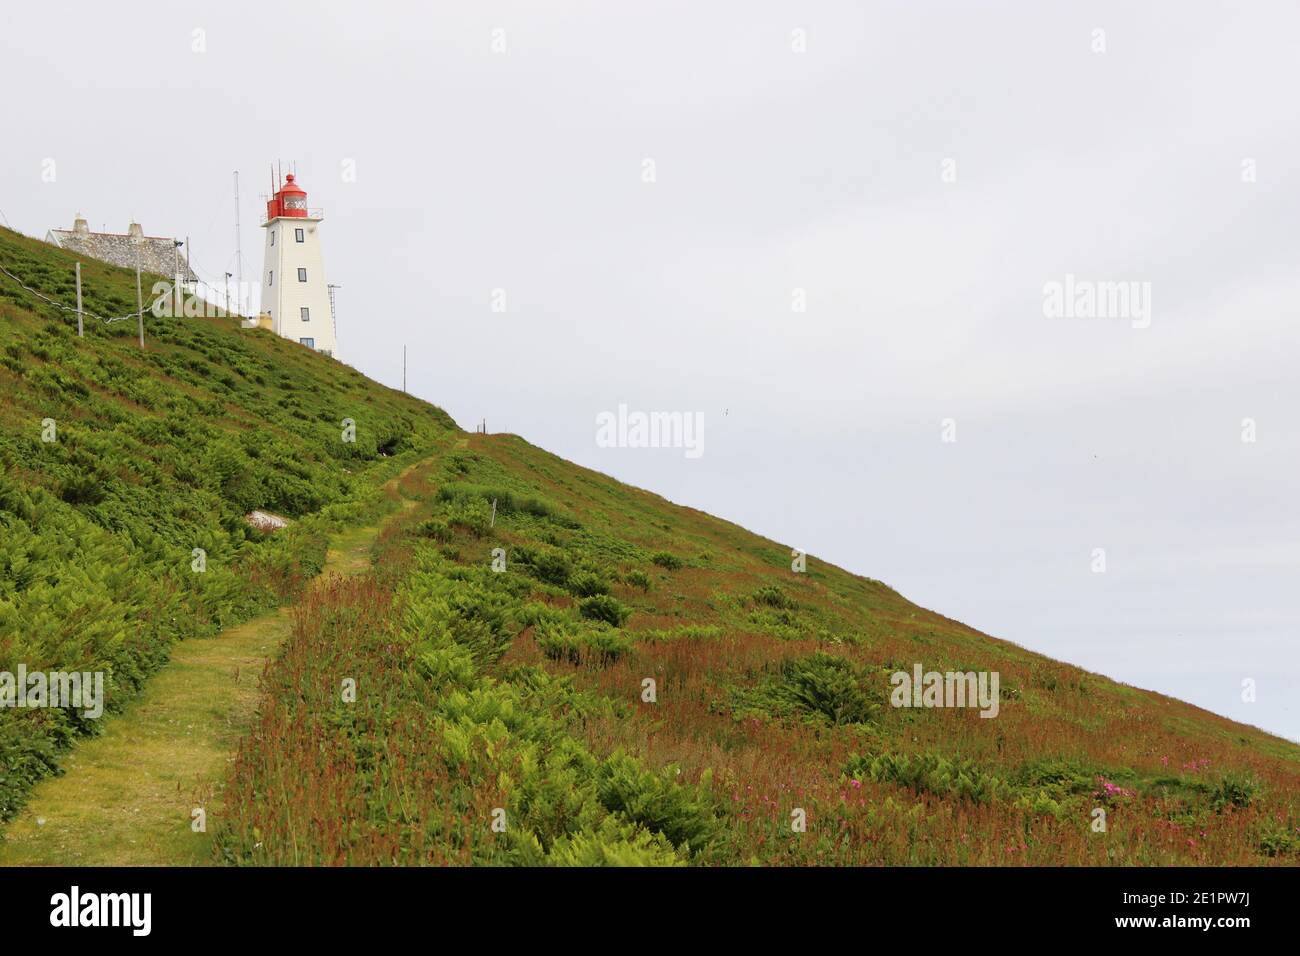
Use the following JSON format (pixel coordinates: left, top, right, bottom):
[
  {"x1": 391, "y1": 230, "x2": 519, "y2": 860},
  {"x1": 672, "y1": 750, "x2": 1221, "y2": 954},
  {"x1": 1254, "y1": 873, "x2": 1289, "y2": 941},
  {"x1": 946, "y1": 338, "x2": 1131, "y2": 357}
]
[{"x1": 0, "y1": 260, "x2": 171, "y2": 325}]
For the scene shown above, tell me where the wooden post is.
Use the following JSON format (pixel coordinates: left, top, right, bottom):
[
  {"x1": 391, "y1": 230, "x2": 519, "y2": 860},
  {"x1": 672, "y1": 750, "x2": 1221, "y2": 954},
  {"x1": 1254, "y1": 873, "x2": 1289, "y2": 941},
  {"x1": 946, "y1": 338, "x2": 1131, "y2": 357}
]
[
  {"x1": 136, "y1": 263, "x2": 144, "y2": 348},
  {"x1": 75, "y1": 262, "x2": 83, "y2": 337}
]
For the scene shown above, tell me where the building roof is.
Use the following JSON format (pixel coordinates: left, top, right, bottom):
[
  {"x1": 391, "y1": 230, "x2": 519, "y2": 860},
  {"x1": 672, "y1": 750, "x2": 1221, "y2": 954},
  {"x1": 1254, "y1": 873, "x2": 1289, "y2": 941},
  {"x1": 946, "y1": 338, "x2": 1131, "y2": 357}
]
[{"x1": 46, "y1": 219, "x2": 198, "y2": 281}]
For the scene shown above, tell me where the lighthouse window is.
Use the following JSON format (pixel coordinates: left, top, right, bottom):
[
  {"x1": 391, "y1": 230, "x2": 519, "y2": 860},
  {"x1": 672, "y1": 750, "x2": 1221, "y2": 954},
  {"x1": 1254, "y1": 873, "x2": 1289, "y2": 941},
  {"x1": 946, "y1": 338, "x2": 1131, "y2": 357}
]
[
  {"x1": 270, "y1": 230, "x2": 275, "y2": 246},
  {"x1": 300, "y1": 307, "x2": 310, "y2": 322},
  {"x1": 268, "y1": 270, "x2": 273, "y2": 286},
  {"x1": 297, "y1": 268, "x2": 308, "y2": 282},
  {"x1": 299, "y1": 337, "x2": 315, "y2": 348},
  {"x1": 295, "y1": 228, "x2": 304, "y2": 243}
]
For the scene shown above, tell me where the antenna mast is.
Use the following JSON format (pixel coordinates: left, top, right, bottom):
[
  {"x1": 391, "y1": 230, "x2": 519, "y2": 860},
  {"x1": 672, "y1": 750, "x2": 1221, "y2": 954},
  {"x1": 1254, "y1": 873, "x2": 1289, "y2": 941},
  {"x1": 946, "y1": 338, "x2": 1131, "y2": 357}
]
[{"x1": 328, "y1": 283, "x2": 341, "y2": 352}]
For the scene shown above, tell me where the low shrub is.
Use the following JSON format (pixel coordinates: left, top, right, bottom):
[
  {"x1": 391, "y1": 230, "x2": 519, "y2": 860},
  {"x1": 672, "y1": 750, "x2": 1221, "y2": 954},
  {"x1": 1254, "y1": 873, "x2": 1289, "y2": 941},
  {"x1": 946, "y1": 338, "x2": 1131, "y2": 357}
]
[
  {"x1": 401, "y1": 557, "x2": 519, "y2": 666},
  {"x1": 1012, "y1": 758, "x2": 1100, "y2": 799},
  {"x1": 568, "y1": 570, "x2": 611, "y2": 598},
  {"x1": 445, "y1": 496, "x2": 493, "y2": 537},
  {"x1": 844, "y1": 750, "x2": 1009, "y2": 805},
  {"x1": 1258, "y1": 819, "x2": 1300, "y2": 857},
  {"x1": 517, "y1": 602, "x2": 570, "y2": 629},
  {"x1": 778, "y1": 653, "x2": 875, "y2": 724},
  {"x1": 517, "y1": 548, "x2": 571, "y2": 588},
  {"x1": 535, "y1": 618, "x2": 633, "y2": 667},
  {"x1": 752, "y1": 584, "x2": 795, "y2": 610},
  {"x1": 578, "y1": 594, "x2": 631, "y2": 627},
  {"x1": 415, "y1": 518, "x2": 452, "y2": 542},
  {"x1": 545, "y1": 828, "x2": 686, "y2": 867},
  {"x1": 436, "y1": 482, "x2": 576, "y2": 527},
  {"x1": 1211, "y1": 773, "x2": 1260, "y2": 812},
  {"x1": 57, "y1": 474, "x2": 107, "y2": 505},
  {"x1": 731, "y1": 652, "x2": 876, "y2": 726},
  {"x1": 595, "y1": 754, "x2": 720, "y2": 854}
]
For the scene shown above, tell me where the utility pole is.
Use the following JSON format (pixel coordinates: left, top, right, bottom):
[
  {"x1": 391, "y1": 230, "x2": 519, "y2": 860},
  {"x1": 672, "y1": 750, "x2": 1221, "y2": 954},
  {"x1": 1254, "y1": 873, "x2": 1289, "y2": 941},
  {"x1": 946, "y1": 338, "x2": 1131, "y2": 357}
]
[
  {"x1": 403, "y1": 345, "x2": 407, "y2": 393},
  {"x1": 233, "y1": 171, "x2": 244, "y2": 316},
  {"x1": 224, "y1": 272, "x2": 232, "y2": 317},
  {"x1": 136, "y1": 262, "x2": 144, "y2": 348},
  {"x1": 173, "y1": 240, "x2": 183, "y2": 317},
  {"x1": 75, "y1": 262, "x2": 83, "y2": 337}
]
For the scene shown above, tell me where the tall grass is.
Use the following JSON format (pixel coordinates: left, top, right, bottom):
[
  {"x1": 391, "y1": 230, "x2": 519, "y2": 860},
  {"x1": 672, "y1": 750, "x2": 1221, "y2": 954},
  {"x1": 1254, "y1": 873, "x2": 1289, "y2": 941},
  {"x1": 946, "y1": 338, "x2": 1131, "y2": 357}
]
[{"x1": 216, "y1": 448, "x2": 1300, "y2": 865}]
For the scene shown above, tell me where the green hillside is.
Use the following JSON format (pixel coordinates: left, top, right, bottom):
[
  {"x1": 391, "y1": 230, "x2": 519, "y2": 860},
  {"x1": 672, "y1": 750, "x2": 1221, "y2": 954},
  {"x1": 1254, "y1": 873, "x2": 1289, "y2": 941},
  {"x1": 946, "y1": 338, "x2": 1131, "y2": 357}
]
[
  {"x1": 0, "y1": 225, "x2": 456, "y2": 818},
  {"x1": 2, "y1": 224, "x2": 1298, "y2": 865}
]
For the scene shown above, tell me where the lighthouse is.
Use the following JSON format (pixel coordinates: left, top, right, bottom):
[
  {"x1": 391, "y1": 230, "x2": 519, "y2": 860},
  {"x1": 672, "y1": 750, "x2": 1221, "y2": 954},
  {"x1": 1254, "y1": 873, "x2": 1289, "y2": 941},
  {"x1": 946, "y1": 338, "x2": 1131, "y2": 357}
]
[{"x1": 260, "y1": 172, "x2": 337, "y2": 356}]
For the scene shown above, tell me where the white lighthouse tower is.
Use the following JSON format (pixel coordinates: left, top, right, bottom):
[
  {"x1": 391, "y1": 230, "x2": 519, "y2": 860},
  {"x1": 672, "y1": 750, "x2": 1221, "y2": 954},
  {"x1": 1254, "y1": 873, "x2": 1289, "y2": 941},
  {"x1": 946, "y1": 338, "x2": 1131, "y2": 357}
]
[{"x1": 260, "y1": 171, "x2": 337, "y2": 356}]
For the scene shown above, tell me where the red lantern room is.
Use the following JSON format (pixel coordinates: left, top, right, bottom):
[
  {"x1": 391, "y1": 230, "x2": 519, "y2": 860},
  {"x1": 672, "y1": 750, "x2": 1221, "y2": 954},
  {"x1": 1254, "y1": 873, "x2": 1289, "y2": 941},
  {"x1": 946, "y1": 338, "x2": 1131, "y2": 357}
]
[{"x1": 266, "y1": 173, "x2": 309, "y2": 220}]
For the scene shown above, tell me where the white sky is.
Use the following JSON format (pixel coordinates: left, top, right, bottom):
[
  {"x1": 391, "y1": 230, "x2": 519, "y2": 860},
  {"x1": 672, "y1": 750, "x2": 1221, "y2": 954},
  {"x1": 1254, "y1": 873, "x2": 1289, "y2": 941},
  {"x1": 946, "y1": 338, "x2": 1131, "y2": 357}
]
[{"x1": 3, "y1": 1, "x2": 1297, "y2": 741}]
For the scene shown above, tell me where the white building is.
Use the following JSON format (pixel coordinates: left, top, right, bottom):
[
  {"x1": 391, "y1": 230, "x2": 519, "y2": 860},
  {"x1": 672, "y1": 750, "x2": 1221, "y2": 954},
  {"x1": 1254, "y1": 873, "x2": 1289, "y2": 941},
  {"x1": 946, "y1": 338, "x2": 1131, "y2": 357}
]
[{"x1": 260, "y1": 173, "x2": 337, "y2": 356}]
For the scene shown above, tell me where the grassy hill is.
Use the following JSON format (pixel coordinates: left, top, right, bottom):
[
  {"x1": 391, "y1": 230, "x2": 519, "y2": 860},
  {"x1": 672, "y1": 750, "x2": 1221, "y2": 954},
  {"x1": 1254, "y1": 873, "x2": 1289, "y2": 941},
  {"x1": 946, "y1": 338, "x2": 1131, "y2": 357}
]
[
  {"x1": 3, "y1": 224, "x2": 1298, "y2": 865},
  {"x1": 0, "y1": 225, "x2": 456, "y2": 818}
]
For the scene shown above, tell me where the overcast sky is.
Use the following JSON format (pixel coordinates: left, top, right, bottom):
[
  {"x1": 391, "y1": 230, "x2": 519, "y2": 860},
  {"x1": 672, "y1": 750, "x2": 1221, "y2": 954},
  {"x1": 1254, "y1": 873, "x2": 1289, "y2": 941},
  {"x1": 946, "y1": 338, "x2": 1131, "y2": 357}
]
[{"x1": 3, "y1": 1, "x2": 1297, "y2": 741}]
